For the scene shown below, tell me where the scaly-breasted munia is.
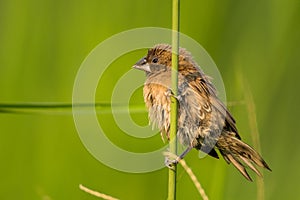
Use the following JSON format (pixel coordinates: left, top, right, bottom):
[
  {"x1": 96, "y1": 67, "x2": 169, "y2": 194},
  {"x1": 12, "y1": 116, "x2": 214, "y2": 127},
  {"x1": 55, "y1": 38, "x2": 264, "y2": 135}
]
[{"x1": 133, "y1": 44, "x2": 271, "y2": 181}]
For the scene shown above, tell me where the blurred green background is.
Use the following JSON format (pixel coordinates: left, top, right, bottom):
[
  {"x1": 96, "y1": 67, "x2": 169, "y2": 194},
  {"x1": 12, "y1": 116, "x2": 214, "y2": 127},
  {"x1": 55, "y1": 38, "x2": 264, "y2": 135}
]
[{"x1": 0, "y1": 0, "x2": 299, "y2": 199}]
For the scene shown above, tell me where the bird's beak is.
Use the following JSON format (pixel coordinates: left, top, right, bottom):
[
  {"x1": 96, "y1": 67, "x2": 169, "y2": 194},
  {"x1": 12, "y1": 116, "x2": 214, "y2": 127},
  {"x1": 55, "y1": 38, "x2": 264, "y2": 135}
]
[{"x1": 132, "y1": 57, "x2": 151, "y2": 73}]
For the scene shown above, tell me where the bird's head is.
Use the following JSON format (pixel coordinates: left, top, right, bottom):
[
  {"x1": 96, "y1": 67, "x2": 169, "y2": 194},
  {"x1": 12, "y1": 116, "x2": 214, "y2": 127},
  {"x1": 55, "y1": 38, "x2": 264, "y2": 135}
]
[
  {"x1": 133, "y1": 44, "x2": 198, "y2": 77},
  {"x1": 133, "y1": 44, "x2": 175, "y2": 75}
]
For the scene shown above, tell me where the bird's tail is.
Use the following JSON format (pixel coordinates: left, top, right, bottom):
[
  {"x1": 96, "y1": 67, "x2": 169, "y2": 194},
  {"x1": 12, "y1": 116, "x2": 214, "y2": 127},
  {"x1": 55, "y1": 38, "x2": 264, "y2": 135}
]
[{"x1": 216, "y1": 133, "x2": 271, "y2": 181}]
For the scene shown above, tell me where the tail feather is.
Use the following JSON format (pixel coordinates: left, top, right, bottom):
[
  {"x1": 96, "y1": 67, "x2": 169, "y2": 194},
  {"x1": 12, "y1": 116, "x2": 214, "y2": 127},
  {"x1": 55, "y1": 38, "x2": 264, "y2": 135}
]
[
  {"x1": 226, "y1": 154, "x2": 253, "y2": 181},
  {"x1": 217, "y1": 133, "x2": 271, "y2": 181},
  {"x1": 239, "y1": 155, "x2": 262, "y2": 177}
]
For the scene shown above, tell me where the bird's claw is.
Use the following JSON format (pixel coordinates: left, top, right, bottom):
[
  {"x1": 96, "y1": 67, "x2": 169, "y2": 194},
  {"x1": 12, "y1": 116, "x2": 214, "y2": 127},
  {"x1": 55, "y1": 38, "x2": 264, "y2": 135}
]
[
  {"x1": 164, "y1": 152, "x2": 180, "y2": 170},
  {"x1": 165, "y1": 89, "x2": 180, "y2": 104},
  {"x1": 165, "y1": 159, "x2": 178, "y2": 170},
  {"x1": 164, "y1": 89, "x2": 173, "y2": 98}
]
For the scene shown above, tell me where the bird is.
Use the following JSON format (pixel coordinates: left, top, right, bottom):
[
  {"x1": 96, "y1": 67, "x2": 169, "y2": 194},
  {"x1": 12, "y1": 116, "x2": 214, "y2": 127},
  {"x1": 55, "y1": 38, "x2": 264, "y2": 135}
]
[{"x1": 133, "y1": 44, "x2": 271, "y2": 181}]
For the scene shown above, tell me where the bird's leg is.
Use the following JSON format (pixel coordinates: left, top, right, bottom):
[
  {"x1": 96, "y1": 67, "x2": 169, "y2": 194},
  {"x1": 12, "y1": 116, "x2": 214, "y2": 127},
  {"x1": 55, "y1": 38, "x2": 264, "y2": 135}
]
[
  {"x1": 165, "y1": 146, "x2": 193, "y2": 168},
  {"x1": 164, "y1": 88, "x2": 180, "y2": 101},
  {"x1": 175, "y1": 146, "x2": 193, "y2": 163},
  {"x1": 178, "y1": 146, "x2": 193, "y2": 160},
  {"x1": 164, "y1": 88, "x2": 185, "y2": 168},
  {"x1": 164, "y1": 88, "x2": 173, "y2": 98}
]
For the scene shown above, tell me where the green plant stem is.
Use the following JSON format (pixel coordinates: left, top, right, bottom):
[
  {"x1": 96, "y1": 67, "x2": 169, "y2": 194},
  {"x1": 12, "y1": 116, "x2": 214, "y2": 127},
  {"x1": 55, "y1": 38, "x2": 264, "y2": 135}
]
[
  {"x1": 0, "y1": 103, "x2": 147, "y2": 114},
  {"x1": 243, "y1": 79, "x2": 265, "y2": 200},
  {"x1": 168, "y1": 0, "x2": 180, "y2": 200}
]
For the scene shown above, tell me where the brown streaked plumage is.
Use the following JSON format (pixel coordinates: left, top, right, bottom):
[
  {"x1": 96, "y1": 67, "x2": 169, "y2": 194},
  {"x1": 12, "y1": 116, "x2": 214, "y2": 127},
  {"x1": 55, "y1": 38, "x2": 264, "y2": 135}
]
[{"x1": 133, "y1": 44, "x2": 271, "y2": 181}]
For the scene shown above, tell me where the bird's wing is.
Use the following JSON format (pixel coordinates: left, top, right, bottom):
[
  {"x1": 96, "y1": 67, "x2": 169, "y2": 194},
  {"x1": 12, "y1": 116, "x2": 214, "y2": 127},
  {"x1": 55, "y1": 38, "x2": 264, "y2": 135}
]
[{"x1": 186, "y1": 72, "x2": 241, "y2": 140}]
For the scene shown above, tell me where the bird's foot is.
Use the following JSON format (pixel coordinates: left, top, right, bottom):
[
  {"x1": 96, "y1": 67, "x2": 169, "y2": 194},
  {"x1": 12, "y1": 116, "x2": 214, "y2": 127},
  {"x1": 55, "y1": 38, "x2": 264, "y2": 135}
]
[
  {"x1": 164, "y1": 151, "x2": 180, "y2": 170},
  {"x1": 164, "y1": 146, "x2": 193, "y2": 169},
  {"x1": 164, "y1": 89, "x2": 173, "y2": 98},
  {"x1": 165, "y1": 89, "x2": 180, "y2": 104}
]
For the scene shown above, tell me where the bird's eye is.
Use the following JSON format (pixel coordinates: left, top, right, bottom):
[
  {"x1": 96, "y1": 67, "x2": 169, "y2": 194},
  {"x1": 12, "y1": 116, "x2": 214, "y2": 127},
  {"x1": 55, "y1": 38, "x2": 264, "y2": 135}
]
[{"x1": 152, "y1": 57, "x2": 158, "y2": 63}]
